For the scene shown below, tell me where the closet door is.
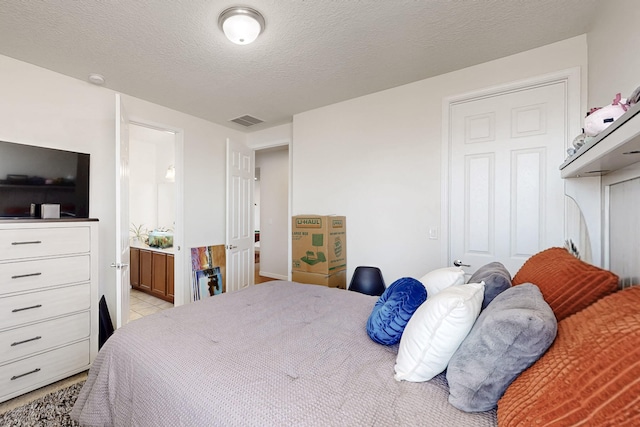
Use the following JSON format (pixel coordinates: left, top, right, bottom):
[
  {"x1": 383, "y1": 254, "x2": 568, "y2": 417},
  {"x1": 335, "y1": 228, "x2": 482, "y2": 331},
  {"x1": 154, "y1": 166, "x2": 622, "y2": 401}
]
[{"x1": 448, "y1": 81, "x2": 567, "y2": 275}]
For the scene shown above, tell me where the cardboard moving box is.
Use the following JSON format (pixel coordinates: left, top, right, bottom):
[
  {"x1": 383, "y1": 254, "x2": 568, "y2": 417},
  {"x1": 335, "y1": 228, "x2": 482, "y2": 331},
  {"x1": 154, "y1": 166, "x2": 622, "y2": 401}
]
[
  {"x1": 292, "y1": 270, "x2": 347, "y2": 289},
  {"x1": 292, "y1": 215, "x2": 346, "y2": 274}
]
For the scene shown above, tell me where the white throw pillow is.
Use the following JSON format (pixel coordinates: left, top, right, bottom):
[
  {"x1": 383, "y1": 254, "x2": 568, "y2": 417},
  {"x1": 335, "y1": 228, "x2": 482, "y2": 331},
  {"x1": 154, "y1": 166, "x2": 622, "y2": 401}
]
[
  {"x1": 394, "y1": 282, "x2": 485, "y2": 382},
  {"x1": 418, "y1": 267, "x2": 465, "y2": 297}
]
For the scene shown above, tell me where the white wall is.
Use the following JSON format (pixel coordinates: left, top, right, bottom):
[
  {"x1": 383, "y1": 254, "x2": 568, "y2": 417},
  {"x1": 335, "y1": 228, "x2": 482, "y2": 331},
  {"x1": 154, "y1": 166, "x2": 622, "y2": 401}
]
[
  {"x1": 129, "y1": 127, "x2": 176, "y2": 233},
  {"x1": 292, "y1": 36, "x2": 588, "y2": 286},
  {"x1": 587, "y1": 0, "x2": 640, "y2": 107},
  {"x1": 255, "y1": 148, "x2": 289, "y2": 279},
  {"x1": 0, "y1": 54, "x2": 245, "y2": 322},
  {"x1": 129, "y1": 138, "x2": 158, "y2": 231},
  {"x1": 247, "y1": 123, "x2": 292, "y2": 150}
]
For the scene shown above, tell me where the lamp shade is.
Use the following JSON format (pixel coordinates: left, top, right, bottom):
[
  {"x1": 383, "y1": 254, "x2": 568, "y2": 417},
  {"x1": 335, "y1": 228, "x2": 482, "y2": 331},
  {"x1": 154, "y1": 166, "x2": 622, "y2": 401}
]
[{"x1": 219, "y1": 7, "x2": 265, "y2": 45}]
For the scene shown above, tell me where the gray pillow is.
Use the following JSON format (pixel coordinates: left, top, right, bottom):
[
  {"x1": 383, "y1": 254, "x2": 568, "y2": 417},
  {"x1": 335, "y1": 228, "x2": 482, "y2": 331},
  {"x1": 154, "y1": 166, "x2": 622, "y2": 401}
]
[
  {"x1": 446, "y1": 283, "x2": 557, "y2": 412},
  {"x1": 468, "y1": 262, "x2": 512, "y2": 309}
]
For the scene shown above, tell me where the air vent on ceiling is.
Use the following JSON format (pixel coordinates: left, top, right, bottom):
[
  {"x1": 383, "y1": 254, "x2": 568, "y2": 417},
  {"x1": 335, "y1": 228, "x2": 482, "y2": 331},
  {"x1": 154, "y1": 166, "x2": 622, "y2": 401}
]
[{"x1": 230, "y1": 115, "x2": 264, "y2": 127}]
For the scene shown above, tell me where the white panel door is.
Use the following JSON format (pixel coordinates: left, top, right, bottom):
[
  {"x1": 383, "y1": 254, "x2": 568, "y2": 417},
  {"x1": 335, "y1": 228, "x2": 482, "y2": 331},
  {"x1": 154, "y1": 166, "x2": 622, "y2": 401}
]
[
  {"x1": 449, "y1": 82, "x2": 567, "y2": 275},
  {"x1": 114, "y1": 94, "x2": 130, "y2": 328},
  {"x1": 226, "y1": 138, "x2": 254, "y2": 292}
]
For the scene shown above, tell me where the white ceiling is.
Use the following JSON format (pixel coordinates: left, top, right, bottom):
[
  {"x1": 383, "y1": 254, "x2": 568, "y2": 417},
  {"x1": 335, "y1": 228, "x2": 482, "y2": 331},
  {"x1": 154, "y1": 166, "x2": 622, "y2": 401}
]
[{"x1": 0, "y1": 1, "x2": 599, "y2": 132}]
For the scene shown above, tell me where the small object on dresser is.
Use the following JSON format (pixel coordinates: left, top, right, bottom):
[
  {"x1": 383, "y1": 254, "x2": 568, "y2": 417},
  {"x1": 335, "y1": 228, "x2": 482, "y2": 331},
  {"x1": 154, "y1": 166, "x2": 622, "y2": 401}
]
[{"x1": 41, "y1": 203, "x2": 60, "y2": 219}]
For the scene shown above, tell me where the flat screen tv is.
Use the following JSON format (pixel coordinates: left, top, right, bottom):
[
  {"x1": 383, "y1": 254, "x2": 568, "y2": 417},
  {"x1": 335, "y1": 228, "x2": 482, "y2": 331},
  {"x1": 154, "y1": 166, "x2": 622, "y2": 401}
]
[{"x1": 0, "y1": 140, "x2": 90, "y2": 218}]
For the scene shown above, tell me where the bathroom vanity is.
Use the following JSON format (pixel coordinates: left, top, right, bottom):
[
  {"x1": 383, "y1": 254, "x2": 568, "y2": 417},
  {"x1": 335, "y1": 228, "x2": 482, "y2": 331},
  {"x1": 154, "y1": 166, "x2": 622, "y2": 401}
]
[{"x1": 130, "y1": 242, "x2": 174, "y2": 303}]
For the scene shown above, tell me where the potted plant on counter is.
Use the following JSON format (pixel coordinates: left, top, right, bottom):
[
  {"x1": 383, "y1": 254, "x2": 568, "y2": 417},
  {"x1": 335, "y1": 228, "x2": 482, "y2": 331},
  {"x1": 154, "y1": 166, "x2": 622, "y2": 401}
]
[{"x1": 130, "y1": 223, "x2": 148, "y2": 245}]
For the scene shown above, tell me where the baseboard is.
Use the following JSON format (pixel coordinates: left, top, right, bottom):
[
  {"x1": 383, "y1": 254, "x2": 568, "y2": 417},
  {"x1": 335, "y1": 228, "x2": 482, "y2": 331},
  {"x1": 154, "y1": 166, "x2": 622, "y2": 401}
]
[{"x1": 259, "y1": 271, "x2": 288, "y2": 280}]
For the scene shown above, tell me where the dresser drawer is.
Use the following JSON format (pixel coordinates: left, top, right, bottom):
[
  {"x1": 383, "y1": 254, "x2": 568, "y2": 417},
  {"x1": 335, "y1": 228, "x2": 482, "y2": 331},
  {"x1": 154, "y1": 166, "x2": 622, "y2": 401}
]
[
  {"x1": 0, "y1": 340, "x2": 89, "y2": 401},
  {"x1": 0, "y1": 284, "x2": 90, "y2": 331},
  {"x1": 0, "y1": 311, "x2": 90, "y2": 363},
  {"x1": 0, "y1": 227, "x2": 91, "y2": 261},
  {"x1": 0, "y1": 255, "x2": 91, "y2": 296}
]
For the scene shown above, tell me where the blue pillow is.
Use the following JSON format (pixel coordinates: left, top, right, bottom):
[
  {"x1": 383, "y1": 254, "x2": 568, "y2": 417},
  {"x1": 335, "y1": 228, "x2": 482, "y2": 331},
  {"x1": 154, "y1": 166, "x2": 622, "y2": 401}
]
[{"x1": 366, "y1": 277, "x2": 427, "y2": 345}]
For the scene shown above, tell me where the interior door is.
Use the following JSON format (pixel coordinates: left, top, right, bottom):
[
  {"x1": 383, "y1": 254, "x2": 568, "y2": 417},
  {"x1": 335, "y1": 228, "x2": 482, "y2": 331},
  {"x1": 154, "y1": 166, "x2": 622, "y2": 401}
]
[
  {"x1": 114, "y1": 93, "x2": 130, "y2": 328},
  {"x1": 226, "y1": 138, "x2": 254, "y2": 292},
  {"x1": 449, "y1": 82, "x2": 567, "y2": 276}
]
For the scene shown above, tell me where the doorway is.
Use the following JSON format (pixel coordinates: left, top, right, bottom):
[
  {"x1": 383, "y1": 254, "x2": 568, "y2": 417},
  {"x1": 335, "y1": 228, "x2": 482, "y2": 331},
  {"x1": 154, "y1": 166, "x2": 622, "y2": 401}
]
[
  {"x1": 128, "y1": 124, "x2": 178, "y2": 319},
  {"x1": 254, "y1": 145, "x2": 289, "y2": 283}
]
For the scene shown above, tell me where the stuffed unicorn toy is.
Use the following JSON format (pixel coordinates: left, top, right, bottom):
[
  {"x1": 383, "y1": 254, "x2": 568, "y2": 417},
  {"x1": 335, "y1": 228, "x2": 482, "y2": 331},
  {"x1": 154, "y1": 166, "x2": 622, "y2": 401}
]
[{"x1": 584, "y1": 93, "x2": 629, "y2": 136}]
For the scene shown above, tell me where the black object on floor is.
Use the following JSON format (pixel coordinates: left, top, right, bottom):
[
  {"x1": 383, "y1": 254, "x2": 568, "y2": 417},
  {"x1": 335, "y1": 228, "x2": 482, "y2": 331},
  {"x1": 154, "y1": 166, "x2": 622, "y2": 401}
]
[
  {"x1": 98, "y1": 295, "x2": 114, "y2": 349},
  {"x1": 349, "y1": 266, "x2": 386, "y2": 296}
]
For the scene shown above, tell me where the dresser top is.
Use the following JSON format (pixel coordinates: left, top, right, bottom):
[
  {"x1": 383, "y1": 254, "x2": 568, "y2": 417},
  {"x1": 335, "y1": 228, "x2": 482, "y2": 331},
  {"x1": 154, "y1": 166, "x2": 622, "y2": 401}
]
[{"x1": 0, "y1": 218, "x2": 99, "y2": 223}]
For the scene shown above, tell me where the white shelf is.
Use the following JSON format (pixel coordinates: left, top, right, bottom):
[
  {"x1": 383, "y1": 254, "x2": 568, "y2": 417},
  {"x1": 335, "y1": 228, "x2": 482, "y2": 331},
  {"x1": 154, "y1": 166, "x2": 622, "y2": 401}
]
[{"x1": 560, "y1": 102, "x2": 640, "y2": 178}]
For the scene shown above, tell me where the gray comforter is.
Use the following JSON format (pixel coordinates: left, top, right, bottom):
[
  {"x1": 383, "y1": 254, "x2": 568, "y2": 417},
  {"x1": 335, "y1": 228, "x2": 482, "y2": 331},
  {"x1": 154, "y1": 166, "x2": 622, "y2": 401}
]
[{"x1": 71, "y1": 281, "x2": 497, "y2": 426}]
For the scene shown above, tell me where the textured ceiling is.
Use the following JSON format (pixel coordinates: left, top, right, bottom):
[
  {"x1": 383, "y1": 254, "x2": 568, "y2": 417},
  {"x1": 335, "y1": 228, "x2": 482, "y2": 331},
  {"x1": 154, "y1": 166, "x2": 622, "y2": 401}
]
[{"x1": 0, "y1": 0, "x2": 598, "y2": 132}]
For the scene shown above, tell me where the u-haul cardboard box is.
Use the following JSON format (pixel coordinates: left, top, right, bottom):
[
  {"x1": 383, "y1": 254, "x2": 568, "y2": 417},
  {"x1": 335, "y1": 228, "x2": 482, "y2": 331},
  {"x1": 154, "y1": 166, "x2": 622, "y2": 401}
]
[
  {"x1": 291, "y1": 270, "x2": 347, "y2": 289},
  {"x1": 291, "y1": 215, "x2": 346, "y2": 274}
]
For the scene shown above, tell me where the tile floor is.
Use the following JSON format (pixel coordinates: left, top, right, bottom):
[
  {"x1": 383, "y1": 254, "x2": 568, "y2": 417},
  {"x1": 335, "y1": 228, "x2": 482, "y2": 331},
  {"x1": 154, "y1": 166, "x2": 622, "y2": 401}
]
[{"x1": 129, "y1": 288, "x2": 174, "y2": 321}]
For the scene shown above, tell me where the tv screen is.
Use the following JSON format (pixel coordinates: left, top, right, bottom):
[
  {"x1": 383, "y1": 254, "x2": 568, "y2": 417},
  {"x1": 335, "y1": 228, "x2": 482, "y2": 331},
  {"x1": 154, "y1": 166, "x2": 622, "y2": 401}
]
[{"x1": 0, "y1": 141, "x2": 90, "y2": 218}]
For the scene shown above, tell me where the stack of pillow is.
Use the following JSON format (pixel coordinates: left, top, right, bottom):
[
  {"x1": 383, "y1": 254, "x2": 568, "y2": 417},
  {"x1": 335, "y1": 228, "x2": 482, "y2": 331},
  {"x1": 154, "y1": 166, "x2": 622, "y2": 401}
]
[{"x1": 366, "y1": 247, "x2": 630, "y2": 422}]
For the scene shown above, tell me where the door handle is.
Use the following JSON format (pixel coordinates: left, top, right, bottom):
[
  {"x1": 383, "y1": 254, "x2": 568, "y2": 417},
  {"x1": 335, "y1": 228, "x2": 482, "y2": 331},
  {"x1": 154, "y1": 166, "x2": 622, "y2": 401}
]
[
  {"x1": 226, "y1": 245, "x2": 238, "y2": 250},
  {"x1": 110, "y1": 263, "x2": 130, "y2": 269},
  {"x1": 453, "y1": 259, "x2": 471, "y2": 267}
]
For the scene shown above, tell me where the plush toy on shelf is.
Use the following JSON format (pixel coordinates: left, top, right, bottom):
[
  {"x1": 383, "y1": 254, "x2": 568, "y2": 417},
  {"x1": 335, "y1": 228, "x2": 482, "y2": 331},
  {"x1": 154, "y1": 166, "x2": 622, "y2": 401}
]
[{"x1": 583, "y1": 93, "x2": 629, "y2": 137}]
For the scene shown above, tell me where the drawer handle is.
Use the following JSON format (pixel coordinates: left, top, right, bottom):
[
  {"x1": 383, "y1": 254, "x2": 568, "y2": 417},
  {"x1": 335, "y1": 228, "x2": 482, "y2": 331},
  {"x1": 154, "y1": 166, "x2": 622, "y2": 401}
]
[
  {"x1": 11, "y1": 241, "x2": 42, "y2": 245},
  {"x1": 11, "y1": 272, "x2": 42, "y2": 279},
  {"x1": 11, "y1": 336, "x2": 42, "y2": 347},
  {"x1": 11, "y1": 368, "x2": 41, "y2": 381},
  {"x1": 11, "y1": 304, "x2": 42, "y2": 313}
]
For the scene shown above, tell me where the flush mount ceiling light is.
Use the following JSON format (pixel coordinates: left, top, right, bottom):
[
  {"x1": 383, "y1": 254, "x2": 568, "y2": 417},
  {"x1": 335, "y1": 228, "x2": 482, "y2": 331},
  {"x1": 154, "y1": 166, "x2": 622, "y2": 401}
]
[{"x1": 218, "y1": 6, "x2": 265, "y2": 45}]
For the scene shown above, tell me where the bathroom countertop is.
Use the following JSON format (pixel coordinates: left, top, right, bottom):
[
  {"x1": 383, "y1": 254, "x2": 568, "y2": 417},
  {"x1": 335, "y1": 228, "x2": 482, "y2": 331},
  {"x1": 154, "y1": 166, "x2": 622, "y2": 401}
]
[{"x1": 130, "y1": 240, "x2": 174, "y2": 254}]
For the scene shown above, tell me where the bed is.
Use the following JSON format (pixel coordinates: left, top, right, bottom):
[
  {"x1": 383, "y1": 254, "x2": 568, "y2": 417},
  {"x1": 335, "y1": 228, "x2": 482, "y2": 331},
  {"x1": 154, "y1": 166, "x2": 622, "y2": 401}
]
[
  {"x1": 72, "y1": 248, "x2": 640, "y2": 426},
  {"x1": 71, "y1": 280, "x2": 496, "y2": 426}
]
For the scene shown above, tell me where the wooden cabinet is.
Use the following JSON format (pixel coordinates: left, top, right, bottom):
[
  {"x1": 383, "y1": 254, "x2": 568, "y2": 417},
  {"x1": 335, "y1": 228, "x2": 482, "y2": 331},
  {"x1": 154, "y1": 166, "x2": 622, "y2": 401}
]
[
  {"x1": 167, "y1": 254, "x2": 174, "y2": 299},
  {"x1": 130, "y1": 247, "x2": 173, "y2": 303},
  {"x1": 130, "y1": 248, "x2": 140, "y2": 287},
  {"x1": 0, "y1": 220, "x2": 98, "y2": 403},
  {"x1": 139, "y1": 249, "x2": 152, "y2": 292},
  {"x1": 151, "y1": 252, "x2": 167, "y2": 298}
]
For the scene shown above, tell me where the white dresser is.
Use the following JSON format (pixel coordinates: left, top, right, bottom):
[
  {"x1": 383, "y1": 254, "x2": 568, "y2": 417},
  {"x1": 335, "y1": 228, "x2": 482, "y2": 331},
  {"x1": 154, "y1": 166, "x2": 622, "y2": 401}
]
[{"x1": 0, "y1": 220, "x2": 98, "y2": 403}]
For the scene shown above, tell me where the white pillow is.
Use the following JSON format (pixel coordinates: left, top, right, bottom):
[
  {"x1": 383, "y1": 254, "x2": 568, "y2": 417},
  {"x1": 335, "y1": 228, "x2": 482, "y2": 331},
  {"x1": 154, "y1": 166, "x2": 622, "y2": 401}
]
[
  {"x1": 418, "y1": 267, "x2": 465, "y2": 297},
  {"x1": 394, "y1": 282, "x2": 485, "y2": 382}
]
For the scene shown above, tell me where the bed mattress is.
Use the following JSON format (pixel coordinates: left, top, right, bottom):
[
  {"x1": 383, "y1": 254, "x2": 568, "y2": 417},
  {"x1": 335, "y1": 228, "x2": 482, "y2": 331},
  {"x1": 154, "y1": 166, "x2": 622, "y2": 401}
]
[{"x1": 72, "y1": 281, "x2": 497, "y2": 426}]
